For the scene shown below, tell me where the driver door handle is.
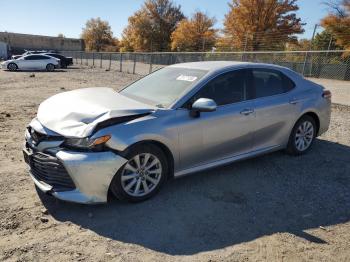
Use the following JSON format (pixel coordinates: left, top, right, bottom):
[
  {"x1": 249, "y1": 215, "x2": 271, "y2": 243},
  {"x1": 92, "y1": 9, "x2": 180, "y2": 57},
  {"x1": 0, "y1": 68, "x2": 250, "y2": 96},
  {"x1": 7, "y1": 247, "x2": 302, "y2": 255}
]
[{"x1": 240, "y1": 108, "x2": 254, "y2": 116}]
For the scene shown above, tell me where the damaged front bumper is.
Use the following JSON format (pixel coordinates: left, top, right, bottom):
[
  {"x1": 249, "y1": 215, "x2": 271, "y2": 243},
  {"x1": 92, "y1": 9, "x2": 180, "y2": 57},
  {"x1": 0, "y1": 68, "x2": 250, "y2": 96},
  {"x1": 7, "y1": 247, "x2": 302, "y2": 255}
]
[{"x1": 23, "y1": 127, "x2": 127, "y2": 204}]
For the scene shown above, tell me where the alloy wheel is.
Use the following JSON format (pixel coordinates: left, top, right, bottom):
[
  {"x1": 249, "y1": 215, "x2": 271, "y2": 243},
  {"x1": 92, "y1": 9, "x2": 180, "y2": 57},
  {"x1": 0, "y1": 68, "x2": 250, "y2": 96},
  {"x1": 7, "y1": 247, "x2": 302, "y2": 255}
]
[
  {"x1": 8, "y1": 63, "x2": 17, "y2": 71},
  {"x1": 46, "y1": 64, "x2": 54, "y2": 71},
  {"x1": 295, "y1": 120, "x2": 314, "y2": 152},
  {"x1": 121, "y1": 153, "x2": 162, "y2": 197}
]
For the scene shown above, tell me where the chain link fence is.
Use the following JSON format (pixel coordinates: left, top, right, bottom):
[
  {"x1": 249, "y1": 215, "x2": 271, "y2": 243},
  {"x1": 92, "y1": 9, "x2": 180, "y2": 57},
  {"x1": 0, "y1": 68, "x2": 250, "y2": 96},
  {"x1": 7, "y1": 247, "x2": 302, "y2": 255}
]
[{"x1": 61, "y1": 50, "x2": 350, "y2": 81}]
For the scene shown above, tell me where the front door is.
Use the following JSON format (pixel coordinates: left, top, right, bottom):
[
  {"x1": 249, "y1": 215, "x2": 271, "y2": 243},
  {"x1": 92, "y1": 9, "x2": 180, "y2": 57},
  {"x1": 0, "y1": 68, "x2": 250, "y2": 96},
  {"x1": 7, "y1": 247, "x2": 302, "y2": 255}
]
[{"x1": 178, "y1": 69, "x2": 255, "y2": 171}]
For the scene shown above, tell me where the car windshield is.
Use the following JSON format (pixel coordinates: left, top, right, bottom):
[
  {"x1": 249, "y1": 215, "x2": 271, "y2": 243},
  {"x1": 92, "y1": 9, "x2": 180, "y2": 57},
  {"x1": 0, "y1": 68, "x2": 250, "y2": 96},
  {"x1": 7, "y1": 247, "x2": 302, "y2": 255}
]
[{"x1": 120, "y1": 67, "x2": 208, "y2": 108}]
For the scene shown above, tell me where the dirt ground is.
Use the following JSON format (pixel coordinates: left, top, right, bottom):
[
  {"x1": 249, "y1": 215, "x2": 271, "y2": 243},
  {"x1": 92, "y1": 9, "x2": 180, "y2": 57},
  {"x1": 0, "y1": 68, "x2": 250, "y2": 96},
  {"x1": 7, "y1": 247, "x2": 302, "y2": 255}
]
[{"x1": 0, "y1": 67, "x2": 349, "y2": 262}]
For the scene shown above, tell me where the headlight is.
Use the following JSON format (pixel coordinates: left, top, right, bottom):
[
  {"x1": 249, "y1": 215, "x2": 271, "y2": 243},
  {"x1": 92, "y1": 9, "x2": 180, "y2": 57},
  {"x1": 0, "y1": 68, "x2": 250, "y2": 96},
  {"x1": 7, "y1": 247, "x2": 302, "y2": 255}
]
[{"x1": 64, "y1": 135, "x2": 111, "y2": 149}]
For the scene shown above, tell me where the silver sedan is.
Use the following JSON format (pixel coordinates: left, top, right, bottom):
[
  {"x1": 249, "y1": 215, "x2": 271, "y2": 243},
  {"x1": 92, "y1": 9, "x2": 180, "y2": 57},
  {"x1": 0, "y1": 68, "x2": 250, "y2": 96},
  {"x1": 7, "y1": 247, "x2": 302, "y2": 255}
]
[{"x1": 23, "y1": 61, "x2": 331, "y2": 204}]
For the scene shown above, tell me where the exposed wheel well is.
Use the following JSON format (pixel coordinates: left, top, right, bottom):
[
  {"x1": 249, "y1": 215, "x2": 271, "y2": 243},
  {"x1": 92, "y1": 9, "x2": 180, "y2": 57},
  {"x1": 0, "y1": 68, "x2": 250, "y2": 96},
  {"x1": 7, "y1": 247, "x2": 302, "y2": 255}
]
[
  {"x1": 121, "y1": 140, "x2": 175, "y2": 179},
  {"x1": 300, "y1": 112, "x2": 320, "y2": 135}
]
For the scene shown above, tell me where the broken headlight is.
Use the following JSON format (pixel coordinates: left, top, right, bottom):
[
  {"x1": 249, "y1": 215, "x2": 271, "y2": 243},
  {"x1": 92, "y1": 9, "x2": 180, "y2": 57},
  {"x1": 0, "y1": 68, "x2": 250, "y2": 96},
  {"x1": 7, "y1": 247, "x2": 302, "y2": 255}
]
[{"x1": 63, "y1": 135, "x2": 111, "y2": 150}]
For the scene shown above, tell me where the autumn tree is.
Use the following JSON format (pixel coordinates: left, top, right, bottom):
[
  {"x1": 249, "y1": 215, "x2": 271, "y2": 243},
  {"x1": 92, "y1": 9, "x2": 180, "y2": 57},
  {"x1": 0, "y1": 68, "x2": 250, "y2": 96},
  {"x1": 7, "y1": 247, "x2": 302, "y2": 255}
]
[
  {"x1": 171, "y1": 12, "x2": 217, "y2": 51},
  {"x1": 81, "y1": 17, "x2": 117, "y2": 51},
  {"x1": 321, "y1": 0, "x2": 350, "y2": 50},
  {"x1": 223, "y1": 0, "x2": 304, "y2": 51},
  {"x1": 121, "y1": 0, "x2": 184, "y2": 52}
]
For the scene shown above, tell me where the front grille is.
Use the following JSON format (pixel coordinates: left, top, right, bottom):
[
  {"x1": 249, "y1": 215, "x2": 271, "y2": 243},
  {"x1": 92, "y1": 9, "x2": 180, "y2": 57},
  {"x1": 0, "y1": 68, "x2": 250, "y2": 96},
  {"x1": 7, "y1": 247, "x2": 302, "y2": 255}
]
[{"x1": 30, "y1": 152, "x2": 75, "y2": 192}]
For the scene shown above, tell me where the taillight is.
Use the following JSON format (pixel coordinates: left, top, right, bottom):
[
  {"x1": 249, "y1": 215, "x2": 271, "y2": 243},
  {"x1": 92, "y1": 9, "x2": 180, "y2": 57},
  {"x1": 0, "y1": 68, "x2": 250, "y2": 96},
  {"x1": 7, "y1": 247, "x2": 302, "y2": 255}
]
[{"x1": 322, "y1": 90, "x2": 332, "y2": 99}]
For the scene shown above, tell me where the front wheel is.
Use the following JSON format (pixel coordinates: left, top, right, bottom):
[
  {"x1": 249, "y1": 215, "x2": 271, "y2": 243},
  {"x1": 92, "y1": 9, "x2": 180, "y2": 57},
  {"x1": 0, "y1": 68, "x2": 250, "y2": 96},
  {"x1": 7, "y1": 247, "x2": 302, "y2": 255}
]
[
  {"x1": 286, "y1": 115, "x2": 316, "y2": 155},
  {"x1": 7, "y1": 63, "x2": 18, "y2": 71},
  {"x1": 110, "y1": 144, "x2": 168, "y2": 202},
  {"x1": 46, "y1": 63, "x2": 55, "y2": 72}
]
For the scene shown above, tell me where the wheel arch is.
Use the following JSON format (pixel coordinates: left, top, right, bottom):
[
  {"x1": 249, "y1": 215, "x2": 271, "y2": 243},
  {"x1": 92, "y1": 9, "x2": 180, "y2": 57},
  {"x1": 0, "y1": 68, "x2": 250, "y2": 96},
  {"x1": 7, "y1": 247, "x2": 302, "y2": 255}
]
[
  {"x1": 298, "y1": 111, "x2": 320, "y2": 135},
  {"x1": 7, "y1": 62, "x2": 18, "y2": 70},
  {"x1": 119, "y1": 140, "x2": 175, "y2": 179},
  {"x1": 298, "y1": 111, "x2": 320, "y2": 136}
]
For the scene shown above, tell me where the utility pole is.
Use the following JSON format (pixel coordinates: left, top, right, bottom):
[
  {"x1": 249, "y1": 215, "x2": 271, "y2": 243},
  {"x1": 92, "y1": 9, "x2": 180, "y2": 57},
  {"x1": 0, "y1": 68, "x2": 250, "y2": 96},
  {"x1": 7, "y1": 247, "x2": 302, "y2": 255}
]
[
  {"x1": 302, "y1": 24, "x2": 318, "y2": 76},
  {"x1": 326, "y1": 35, "x2": 333, "y2": 61}
]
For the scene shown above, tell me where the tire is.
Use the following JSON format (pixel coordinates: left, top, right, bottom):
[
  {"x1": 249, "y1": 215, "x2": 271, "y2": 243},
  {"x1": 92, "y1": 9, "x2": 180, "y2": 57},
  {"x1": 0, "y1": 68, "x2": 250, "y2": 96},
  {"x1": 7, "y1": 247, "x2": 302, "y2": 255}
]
[
  {"x1": 110, "y1": 144, "x2": 168, "y2": 202},
  {"x1": 46, "y1": 63, "x2": 55, "y2": 72},
  {"x1": 7, "y1": 63, "x2": 18, "y2": 71},
  {"x1": 286, "y1": 115, "x2": 317, "y2": 156}
]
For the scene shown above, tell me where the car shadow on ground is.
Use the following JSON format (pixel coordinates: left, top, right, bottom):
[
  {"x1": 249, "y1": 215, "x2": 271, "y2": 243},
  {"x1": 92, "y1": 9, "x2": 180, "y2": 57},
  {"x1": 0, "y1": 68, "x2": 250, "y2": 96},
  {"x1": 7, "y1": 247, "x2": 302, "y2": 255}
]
[{"x1": 39, "y1": 139, "x2": 350, "y2": 255}]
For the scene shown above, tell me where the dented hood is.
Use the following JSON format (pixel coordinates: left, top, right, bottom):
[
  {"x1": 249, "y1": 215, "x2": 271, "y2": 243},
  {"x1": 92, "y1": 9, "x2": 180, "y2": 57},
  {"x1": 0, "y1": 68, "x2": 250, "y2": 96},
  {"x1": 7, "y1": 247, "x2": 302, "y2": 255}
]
[{"x1": 37, "y1": 87, "x2": 155, "y2": 138}]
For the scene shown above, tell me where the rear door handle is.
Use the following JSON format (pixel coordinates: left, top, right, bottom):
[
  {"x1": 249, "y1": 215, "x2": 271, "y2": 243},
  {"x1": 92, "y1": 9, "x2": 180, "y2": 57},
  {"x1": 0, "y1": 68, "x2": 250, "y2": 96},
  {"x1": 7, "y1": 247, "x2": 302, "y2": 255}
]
[
  {"x1": 240, "y1": 109, "x2": 254, "y2": 116},
  {"x1": 289, "y1": 98, "x2": 301, "y2": 105}
]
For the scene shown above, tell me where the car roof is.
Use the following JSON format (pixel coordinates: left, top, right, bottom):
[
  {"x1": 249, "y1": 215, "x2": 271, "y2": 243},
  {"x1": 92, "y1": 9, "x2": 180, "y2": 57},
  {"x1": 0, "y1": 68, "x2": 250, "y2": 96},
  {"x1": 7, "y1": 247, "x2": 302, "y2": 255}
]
[
  {"x1": 169, "y1": 61, "x2": 290, "y2": 72},
  {"x1": 24, "y1": 54, "x2": 54, "y2": 58}
]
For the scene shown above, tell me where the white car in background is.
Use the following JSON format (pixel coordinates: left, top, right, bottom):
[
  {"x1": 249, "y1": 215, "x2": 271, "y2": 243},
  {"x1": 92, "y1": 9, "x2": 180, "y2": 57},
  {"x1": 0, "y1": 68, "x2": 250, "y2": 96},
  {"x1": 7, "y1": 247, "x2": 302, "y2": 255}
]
[{"x1": 1, "y1": 54, "x2": 60, "y2": 72}]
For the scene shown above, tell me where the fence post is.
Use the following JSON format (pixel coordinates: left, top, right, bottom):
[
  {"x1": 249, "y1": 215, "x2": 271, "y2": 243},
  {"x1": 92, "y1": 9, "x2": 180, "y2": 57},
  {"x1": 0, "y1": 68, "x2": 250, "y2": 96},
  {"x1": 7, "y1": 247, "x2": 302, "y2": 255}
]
[
  {"x1": 80, "y1": 52, "x2": 83, "y2": 65},
  {"x1": 109, "y1": 53, "x2": 112, "y2": 70},
  {"x1": 119, "y1": 53, "x2": 123, "y2": 72},
  {"x1": 92, "y1": 53, "x2": 95, "y2": 67},
  {"x1": 302, "y1": 52, "x2": 308, "y2": 76},
  {"x1": 149, "y1": 53, "x2": 153, "y2": 74},
  {"x1": 133, "y1": 53, "x2": 137, "y2": 74},
  {"x1": 86, "y1": 53, "x2": 88, "y2": 66},
  {"x1": 100, "y1": 53, "x2": 103, "y2": 68}
]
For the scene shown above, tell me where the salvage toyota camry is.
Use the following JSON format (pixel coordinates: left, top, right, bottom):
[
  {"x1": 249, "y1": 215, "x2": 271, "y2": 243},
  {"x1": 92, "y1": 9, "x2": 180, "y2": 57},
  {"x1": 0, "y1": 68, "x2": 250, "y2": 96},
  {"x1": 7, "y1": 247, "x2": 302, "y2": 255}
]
[{"x1": 23, "y1": 61, "x2": 331, "y2": 204}]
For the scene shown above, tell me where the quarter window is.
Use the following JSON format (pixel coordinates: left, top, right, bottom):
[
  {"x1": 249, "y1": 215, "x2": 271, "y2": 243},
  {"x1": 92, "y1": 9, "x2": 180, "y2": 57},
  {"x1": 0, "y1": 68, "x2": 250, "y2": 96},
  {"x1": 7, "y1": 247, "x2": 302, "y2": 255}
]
[{"x1": 252, "y1": 69, "x2": 295, "y2": 98}]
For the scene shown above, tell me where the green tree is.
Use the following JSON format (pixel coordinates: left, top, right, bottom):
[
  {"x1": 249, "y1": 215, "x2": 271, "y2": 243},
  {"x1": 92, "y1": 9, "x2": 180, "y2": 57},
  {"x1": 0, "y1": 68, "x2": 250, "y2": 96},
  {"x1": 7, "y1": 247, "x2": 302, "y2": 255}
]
[{"x1": 313, "y1": 30, "x2": 341, "y2": 50}]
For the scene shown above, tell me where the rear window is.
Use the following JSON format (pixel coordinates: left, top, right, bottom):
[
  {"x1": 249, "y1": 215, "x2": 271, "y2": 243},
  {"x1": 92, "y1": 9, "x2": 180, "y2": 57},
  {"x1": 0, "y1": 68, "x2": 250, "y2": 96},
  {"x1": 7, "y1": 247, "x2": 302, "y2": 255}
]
[{"x1": 252, "y1": 69, "x2": 295, "y2": 98}]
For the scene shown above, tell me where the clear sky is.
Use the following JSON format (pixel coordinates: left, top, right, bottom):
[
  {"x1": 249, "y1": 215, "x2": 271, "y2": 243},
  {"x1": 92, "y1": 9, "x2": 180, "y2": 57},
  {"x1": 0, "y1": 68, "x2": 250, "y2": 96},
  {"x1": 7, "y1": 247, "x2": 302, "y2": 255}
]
[{"x1": 0, "y1": 0, "x2": 329, "y2": 39}]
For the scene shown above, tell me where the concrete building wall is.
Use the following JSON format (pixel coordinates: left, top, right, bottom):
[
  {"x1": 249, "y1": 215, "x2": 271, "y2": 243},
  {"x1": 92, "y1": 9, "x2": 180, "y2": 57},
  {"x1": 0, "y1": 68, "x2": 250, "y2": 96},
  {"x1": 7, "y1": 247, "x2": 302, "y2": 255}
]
[
  {"x1": 0, "y1": 41, "x2": 8, "y2": 59},
  {"x1": 0, "y1": 32, "x2": 84, "y2": 54}
]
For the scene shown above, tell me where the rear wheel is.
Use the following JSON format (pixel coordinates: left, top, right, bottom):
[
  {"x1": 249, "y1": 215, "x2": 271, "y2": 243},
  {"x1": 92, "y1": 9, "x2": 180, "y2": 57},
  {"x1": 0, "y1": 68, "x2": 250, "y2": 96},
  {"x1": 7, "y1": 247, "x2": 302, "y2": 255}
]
[
  {"x1": 110, "y1": 144, "x2": 168, "y2": 202},
  {"x1": 7, "y1": 63, "x2": 18, "y2": 71},
  {"x1": 46, "y1": 63, "x2": 55, "y2": 72},
  {"x1": 286, "y1": 115, "x2": 316, "y2": 155}
]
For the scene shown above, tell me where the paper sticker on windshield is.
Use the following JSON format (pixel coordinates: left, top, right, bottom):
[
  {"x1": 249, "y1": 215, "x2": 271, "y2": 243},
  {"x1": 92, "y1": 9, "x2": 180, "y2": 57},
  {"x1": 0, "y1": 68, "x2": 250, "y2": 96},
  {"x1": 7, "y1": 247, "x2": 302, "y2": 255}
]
[{"x1": 176, "y1": 75, "x2": 198, "y2": 82}]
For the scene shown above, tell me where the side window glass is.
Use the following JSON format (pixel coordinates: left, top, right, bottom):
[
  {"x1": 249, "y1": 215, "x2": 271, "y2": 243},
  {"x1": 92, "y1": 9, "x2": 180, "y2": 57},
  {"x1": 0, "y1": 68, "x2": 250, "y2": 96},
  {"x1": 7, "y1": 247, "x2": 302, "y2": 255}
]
[
  {"x1": 190, "y1": 70, "x2": 247, "y2": 107},
  {"x1": 252, "y1": 69, "x2": 295, "y2": 98}
]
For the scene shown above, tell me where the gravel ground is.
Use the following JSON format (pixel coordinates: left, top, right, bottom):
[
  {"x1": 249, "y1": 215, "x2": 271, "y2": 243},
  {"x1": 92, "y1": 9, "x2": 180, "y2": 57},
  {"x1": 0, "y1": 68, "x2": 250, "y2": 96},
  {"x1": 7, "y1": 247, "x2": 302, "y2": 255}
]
[
  {"x1": 308, "y1": 78, "x2": 350, "y2": 107},
  {"x1": 0, "y1": 67, "x2": 349, "y2": 262}
]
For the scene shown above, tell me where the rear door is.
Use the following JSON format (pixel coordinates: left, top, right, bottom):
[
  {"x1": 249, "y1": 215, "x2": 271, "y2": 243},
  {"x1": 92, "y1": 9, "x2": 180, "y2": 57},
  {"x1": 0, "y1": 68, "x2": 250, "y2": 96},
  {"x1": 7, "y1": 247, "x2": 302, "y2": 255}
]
[
  {"x1": 36, "y1": 55, "x2": 50, "y2": 69},
  {"x1": 250, "y1": 68, "x2": 299, "y2": 151}
]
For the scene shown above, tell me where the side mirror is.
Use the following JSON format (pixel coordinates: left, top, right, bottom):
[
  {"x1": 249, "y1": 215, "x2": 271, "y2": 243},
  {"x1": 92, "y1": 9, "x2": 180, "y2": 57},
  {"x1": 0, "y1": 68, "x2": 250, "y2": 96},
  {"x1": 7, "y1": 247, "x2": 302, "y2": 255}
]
[{"x1": 190, "y1": 98, "x2": 217, "y2": 118}]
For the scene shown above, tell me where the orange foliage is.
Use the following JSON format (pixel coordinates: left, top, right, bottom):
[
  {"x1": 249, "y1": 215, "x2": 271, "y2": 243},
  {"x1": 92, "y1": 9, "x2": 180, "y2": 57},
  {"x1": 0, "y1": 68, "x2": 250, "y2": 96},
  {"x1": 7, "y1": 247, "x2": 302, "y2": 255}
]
[
  {"x1": 321, "y1": 0, "x2": 350, "y2": 50},
  {"x1": 223, "y1": 0, "x2": 304, "y2": 51},
  {"x1": 81, "y1": 17, "x2": 118, "y2": 52},
  {"x1": 171, "y1": 12, "x2": 217, "y2": 52}
]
